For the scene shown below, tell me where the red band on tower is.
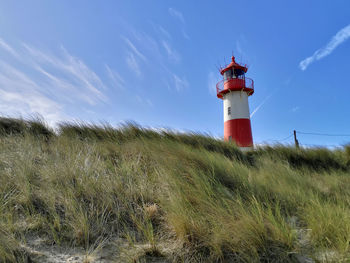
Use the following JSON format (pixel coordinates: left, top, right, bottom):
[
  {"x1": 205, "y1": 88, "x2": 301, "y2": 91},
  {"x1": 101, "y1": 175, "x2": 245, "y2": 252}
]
[{"x1": 224, "y1": 119, "x2": 253, "y2": 147}]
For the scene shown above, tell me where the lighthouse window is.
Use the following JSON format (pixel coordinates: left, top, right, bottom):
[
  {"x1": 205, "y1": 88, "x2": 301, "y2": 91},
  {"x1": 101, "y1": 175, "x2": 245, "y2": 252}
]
[
  {"x1": 234, "y1": 69, "x2": 244, "y2": 77},
  {"x1": 228, "y1": 106, "x2": 231, "y2": 115},
  {"x1": 224, "y1": 69, "x2": 232, "y2": 81}
]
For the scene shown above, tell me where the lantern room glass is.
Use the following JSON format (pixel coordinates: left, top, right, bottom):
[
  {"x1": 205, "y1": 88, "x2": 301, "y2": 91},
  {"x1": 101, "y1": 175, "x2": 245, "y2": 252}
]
[{"x1": 223, "y1": 69, "x2": 232, "y2": 81}]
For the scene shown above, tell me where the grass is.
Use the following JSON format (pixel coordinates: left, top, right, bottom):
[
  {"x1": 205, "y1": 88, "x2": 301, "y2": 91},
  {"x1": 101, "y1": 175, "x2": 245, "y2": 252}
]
[{"x1": 0, "y1": 117, "x2": 349, "y2": 262}]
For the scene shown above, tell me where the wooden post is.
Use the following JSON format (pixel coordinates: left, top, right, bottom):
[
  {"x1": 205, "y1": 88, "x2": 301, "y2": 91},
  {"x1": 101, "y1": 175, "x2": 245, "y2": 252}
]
[{"x1": 294, "y1": 130, "x2": 299, "y2": 148}]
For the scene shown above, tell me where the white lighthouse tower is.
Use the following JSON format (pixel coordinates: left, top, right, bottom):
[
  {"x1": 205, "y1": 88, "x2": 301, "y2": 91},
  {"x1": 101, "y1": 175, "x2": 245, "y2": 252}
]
[{"x1": 216, "y1": 56, "x2": 254, "y2": 151}]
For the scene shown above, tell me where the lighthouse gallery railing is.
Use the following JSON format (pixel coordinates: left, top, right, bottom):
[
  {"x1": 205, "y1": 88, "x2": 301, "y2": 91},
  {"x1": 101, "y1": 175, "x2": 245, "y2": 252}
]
[{"x1": 216, "y1": 77, "x2": 254, "y2": 98}]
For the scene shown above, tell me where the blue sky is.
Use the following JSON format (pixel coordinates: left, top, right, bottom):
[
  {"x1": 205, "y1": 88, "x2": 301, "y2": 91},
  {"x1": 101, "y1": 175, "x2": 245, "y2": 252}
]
[{"x1": 0, "y1": 1, "x2": 350, "y2": 146}]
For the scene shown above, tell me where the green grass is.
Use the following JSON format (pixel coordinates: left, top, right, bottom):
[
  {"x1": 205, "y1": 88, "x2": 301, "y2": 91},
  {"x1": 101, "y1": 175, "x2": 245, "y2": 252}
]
[{"x1": 0, "y1": 117, "x2": 349, "y2": 262}]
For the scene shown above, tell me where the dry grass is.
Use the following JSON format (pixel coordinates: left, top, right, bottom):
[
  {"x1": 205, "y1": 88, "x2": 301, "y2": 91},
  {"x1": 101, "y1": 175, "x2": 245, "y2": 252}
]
[{"x1": 0, "y1": 117, "x2": 349, "y2": 262}]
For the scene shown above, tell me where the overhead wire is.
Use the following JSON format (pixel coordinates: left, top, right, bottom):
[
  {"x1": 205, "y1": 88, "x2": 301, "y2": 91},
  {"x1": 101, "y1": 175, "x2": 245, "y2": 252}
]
[
  {"x1": 255, "y1": 133, "x2": 293, "y2": 145},
  {"x1": 266, "y1": 133, "x2": 293, "y2": 142},
  {"x1": 296, "y1": 131, "x2": 350, "y2": 137},
  {"x1": 299, "y1": 143, "x2": 341, "y2": 148},
  {"x1": 274, "y1": 134, "x2": 293, "y2": 141},
  {"x1": 296, "y1": 130, "x2": 350, "y2": 147},
  {"x1": 256, "y1": 130, "x2": 350, "y2": 147}
]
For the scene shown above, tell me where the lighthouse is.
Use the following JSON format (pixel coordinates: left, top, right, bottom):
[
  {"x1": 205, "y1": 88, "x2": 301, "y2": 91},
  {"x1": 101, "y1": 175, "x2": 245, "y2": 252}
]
[{"x1": 216, "y1": 56, "x2": 254, "y2": 151}]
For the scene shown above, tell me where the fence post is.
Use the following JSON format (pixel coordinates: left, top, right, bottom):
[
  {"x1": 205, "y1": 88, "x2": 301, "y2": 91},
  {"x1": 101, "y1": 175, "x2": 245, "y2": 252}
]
[{"x1": 294, "y1": 130, "x2": 299, "y2": 148}]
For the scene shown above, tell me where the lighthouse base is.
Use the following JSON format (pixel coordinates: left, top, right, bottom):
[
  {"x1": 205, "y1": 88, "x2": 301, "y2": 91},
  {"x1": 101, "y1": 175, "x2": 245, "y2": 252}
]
[{"x1": 224, "y1": 118, "x2": 253, "y2": 148}]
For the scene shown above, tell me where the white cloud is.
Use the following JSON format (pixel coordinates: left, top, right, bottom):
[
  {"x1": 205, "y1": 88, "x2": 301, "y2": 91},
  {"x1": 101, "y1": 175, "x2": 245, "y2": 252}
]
[
  {"x1": 158, "y1": 25, "x2": 171, "y2": 39},
  {"x1": 0, "y1": 90, "x2": 64, "y2": 127},
  {"x1": 0, "y1": 62, "x2": 66, "y2": 126},
  {"x1": 122, "y1": 36, "x2": 150, "y2": 77},
  {"x1": 34, "y1": 65, "x2": 96, "y2": 105},
  {"x1": 299, "y1": 24, "x2": 350, "y2": 70},
  {"x1": 105, "y1": 65, "x2": 125, "y2": 90},
  {"x1": 0, "y1": 38, "x2": 20, "y2": 58},
  {"x1": 168, "y1": 8, "x2": 189, "y2": 39},
  {"x1": 0, "y1": 39, "x2": 109, "y2": 126},
  {"x1": 128, "y1": 28, "x2": 162, "y2": 57},
  {"x1": 126, "y1": 52, "x2": 141, "y2": 77},
  {"x1": 168, "y1": 8, "x2": 185, "y2": 24},
  {"x1": 150, "y1": 22, "x2": 172, "y2": 40},
  {"x1": 173, "y1": 74, "x2": 188, "y2": 91},
  {"x1": 60, "y1": 47, "x2": 107, "y2": 96},
  {"x1": 162, "y1": 40, "x2": 181, "y2": 63},
  {"x1": 23, "y1": 44, "x2": 106, "y2": 104},
  {"x1": 121, "y1": 36, "x2": 147, "y2": 62},
  {"x1": 121, "y1": 27, "x2": 187, "y2": 93}
]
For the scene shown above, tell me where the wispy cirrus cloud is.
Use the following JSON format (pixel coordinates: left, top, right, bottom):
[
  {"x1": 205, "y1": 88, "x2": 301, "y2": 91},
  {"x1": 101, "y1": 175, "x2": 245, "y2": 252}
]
[
  {"x1": 168, "y1": 8, "x2": 185, "y2": 24},
  {"x1": 122, "y1": 36, "x2": 147, "y2": 62},
  {"x1": 0, "y1": 38, "x2": 108, "y2": 125},
  {"x1": 168, "y1": 8, "x2": 189, "y2": 39},
  {"x1": 23, "y1": 44, "x2": 106, "y2": 104},
  {"x1": 162, "y1": 40, "x2": 181, "y2": 63},
  {"x1": 173, "y1": 74, "x2": 188, "y2": 91},
  {"x1": 299, "y1": 24, "x2": 350, "y2": 70},
  {"x1": 158, "y1": 25, "x2": 172, "y2": 39},
  {"x1": 105, "y1": 65, "x2": 125, "y2": 90},
  {"x1": 0, "y1": 38, "x2": 20, "y2": 59},
  {"x1": 0, "y1": 61, "x2": 66, "y2": 126},
  {"x1": 122, "y1": 36, "x2": 148, "y2": 77},
  {"x1": 121, "y1": 25, "x2": 189, "y2": 92},
  {"x1": 150, "y1": 22, "x2": 172, "y2": 40},
  {"x1": 126, "y1": 52, "x2": 141, "y2": 77}
]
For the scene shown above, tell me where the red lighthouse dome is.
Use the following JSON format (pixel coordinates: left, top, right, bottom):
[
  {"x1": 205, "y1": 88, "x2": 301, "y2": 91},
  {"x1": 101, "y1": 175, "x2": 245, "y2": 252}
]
[{"x1": 217, "y1": 56, "x2": 254, "y2": 99}]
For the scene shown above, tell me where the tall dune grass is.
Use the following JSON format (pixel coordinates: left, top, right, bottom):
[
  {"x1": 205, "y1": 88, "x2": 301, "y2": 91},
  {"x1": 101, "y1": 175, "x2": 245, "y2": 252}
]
[{"x1": 0, "y1": 118, "x2": 349, "y2": 262}]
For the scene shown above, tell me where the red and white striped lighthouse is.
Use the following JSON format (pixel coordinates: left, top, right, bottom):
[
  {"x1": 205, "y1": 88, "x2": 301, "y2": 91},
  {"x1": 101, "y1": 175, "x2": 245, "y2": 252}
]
[{"x1": 216, "y1": 56, "x2": 254, "y2": 151}]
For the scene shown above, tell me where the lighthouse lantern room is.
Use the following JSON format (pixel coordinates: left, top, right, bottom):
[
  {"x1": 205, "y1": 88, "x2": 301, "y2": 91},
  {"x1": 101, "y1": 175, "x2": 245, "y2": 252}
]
[{"x1": 216, "y1": 56, "x2": 254, "y2": 151}]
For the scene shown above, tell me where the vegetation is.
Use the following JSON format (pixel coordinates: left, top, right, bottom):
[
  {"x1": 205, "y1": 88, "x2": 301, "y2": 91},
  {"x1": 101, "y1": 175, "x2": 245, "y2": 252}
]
[{"x1": 0, "y1": 117, "x2": 349, "y2": 262}]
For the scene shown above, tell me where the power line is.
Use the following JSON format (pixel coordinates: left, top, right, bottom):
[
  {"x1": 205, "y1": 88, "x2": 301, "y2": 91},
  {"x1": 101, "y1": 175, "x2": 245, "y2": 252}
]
[
  {"x1": 256, "y1": 130, "x2": 350, "y2": 148},
  {"x1": 297, "y1": 131, "x2": 350, "y2": 137},
  {"x1": 295, "y1": 131, "x2": 350, "y2": 148},
  {"x1": 263, "y1": 134, "x2": 293, "y2": 143},
  {"x1": 299, "y1": 143, "x2": 341, "y2": 148},
  {"x1": 277, "y1": 134, "x2": 294, "y2": 141}
]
